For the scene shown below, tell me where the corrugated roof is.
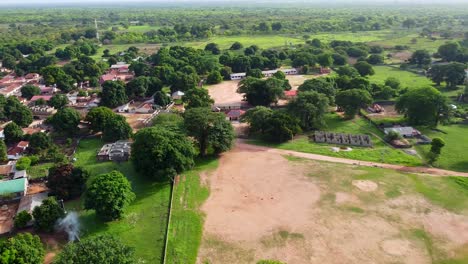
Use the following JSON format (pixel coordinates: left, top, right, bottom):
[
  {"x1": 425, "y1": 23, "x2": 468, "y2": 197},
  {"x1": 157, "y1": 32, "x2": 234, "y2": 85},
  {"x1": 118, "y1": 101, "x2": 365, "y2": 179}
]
[{"x1": 0, "y1": 178, "x2": 26, "y2": 195}]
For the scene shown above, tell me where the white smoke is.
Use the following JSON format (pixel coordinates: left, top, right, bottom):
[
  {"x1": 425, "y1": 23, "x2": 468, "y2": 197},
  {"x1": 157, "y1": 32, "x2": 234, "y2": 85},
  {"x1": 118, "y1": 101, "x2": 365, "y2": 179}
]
[{"x1": 56, "y1": 211, "x2": 80, "y2": 242}]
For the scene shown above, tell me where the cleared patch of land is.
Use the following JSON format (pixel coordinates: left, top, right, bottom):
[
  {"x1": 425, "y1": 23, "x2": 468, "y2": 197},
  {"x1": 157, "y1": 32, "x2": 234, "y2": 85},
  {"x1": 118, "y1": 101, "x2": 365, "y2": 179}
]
[
  {"x1": 197, "y1": 144, "x2": 468, "y2": 264},
  {"x1": 369, "y1": 66, "x2": 434, "y2": 88},
  {"x1": 207, "y1": 80, "x2": 243, "y2": 105}
]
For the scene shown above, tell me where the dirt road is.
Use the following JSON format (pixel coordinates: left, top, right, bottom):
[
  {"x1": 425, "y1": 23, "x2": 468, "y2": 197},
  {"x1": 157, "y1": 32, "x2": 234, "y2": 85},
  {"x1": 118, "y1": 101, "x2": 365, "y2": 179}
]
[{"x1": 238, "y1": 141, "x2": 468, "y2": 177}]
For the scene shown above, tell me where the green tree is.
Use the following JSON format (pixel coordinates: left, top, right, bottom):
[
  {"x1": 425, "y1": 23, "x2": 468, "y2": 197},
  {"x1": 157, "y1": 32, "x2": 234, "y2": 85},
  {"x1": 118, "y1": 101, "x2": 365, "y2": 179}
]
[
  {"x1": 402, "y1": 18, "x2": 416, "y2": 29},
  {"x1": 85, "y1": 106, "x2": 115, "y2": 132},
  {"x1": 430, "y1": 137, "x2": 445, "y2": 155},
  {"x1": 204, "y1": 43, "x2": 220, "y2": 55},
  {"x1": 54, "y1": 235, "x2": 134, "y2": 264},
  {"x1": 4, "y1": 122, "x2": 23, "y2": 144},
  {"x1": 298, "y1": 78, "x2": 336, "y2": 104},
  {"x1": 354, "y1": 61, "x2": 375, "y2": 76},
  {"x1": 317, "y1": 53, "x2": 333, "y2": 67},
  {"x1": 335, "y1": 89, "x2": 372, "y2": 118},
  {"x1": 428, "y1": 64, "x2": 446, "y2": 86},
  {"x1": 384, "y1": 77, "x2": 401, "y2": 90},
  {"x1": 287, "y1": 91, "x2": 329, "y2": 130},
  {"x1": 263, "y1": 111, "x2": 301, "y2": 143},
  {"x1": 32, "y1": 197, "x2": 65, "y2": 232},
  {"x1": 84, "y1": 171, "x2": 135, "y2": 221},
  {"x1": 184, "y1": 108, "x2": 234, "y2": 156},
  {"x1": 132, "y1": 127, "x2": 195, "y2": 181},
  {"x1": 444, "y1": 62, "x2": 466, "y2": 89},
  {"x1": 237, "y1": 77, "x2": 285, "y2": 106},
  {"x1": 15, "y1": 157, "x2": 31, "y2": 170},
  {"x1": 5, "y1": 97, "x2": 33, "y2": 127},
  {"x1": 153, "y1": 91, "x2": 171, "y2": 107},
  {"x1": 125, "y1": 76, "x2": 148, "y2": 99},
  {"x1": 102, "y1": 114, "x2": 132, "y2": 142},
  {"x1": 366, "y1": 54, "x2": 384, "y2": 65},
  {"x1": 230, "y1": 42, "x2": 243, "y2": 50},
  {"x1": 336, "y1": 65, "x2": 360, "y2": 77},
  {"x1": 0, "y1": 233, "x2": 45, "y2": 264},
  {"x1": 241, "y1": 106, "x2": 273, "y2": 134},
  {"x1": 396, "y1": 86, "x2": 448, "y2": 126},
  {"x1": 438, "y1": 42, "x2": 462, "y2": 62},
  {"x1": 410, "y1": 50, "x2": 432, "y2": 67},
  {"x1": 47, "y1": 164, "x2": 89, "y2": 200},
  {"x1": 48, "y1": 107, "x2": 81, "y2": 135},
  {"x1": 20, "y1": 85, "x2": 40, "y2": 100},
  {"x1": 48, "y1": 94, "x2": 69, "y2": 109},
  {"x1": 206, "y1": 70, "x2": 223, "y2": 84},
  {"x1": 0, "y1": 140, "x2": 7, "y2": 163},
  {"x1": 14, "y1": 211, "x2": 32, "y2": 229},
  {"x1": 28, "y1": 132, "x2": 52, "y2": 154},
  {"x1": 100, "y1": 80, "x2": 128, "y2": 108},
  {"x1": 182, "y1": 88, "x2": 214, "y2": 109}
]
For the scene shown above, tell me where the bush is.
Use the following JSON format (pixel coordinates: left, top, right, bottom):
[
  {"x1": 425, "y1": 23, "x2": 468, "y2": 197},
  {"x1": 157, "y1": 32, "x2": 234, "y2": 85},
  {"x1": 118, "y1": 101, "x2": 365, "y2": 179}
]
[
  {"x1": 29, "y1": 155, "x2": 40, "y2": 165},
  {"x1": 16, "y1": 157, "x2": 31, "y2": 170},
  {"x1": 385, "y1": 131, "x2": 401, "y2": 142},
  {"x1": 14, "y1": 211, "x2": 32, "y2": 229}
]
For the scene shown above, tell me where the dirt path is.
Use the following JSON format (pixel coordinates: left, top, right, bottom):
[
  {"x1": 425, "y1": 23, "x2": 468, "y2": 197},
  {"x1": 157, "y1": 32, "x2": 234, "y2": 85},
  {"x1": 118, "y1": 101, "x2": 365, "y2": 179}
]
[{"x1": 238, "y1": 140, "x2": 468, "y2": 177}]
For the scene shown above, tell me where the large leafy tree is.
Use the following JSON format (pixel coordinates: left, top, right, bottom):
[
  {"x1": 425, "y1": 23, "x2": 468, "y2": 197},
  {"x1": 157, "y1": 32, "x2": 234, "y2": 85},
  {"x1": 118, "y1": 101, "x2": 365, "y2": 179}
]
[
  {"x1": 84, "y1": 171, "x2": 135, "y2": 221},
  {"x1": 184, "y1": 107, "x2": 235, "y2": 156},
  {"x1": 102, "y1": 114, "x2": 132, "y2": 142},
  {"x1": 0, "y1": 140, "x2": 7, "y2": 163},
  {"x1": 32, "y1": 197, "x2": 65, "y2": 232},
  {"x1": 241, "y1": 106, "x2": 274, "y2": 134},
  {"x1": 335, "y1": 89, "x2": 372, "y2": 118},
  {"x1": 153, "y1": 91, "x2": 171, "y2": 107},
  {"x1": 100, "y1": 80, "x2": 128, "y2": 108},
  {"x1": 237, "y1": 77, "x2": 285, "y2": 106},
  {"x1": 54, "y1": 235, "x2": 134, "y2": 264},
  {"x1": 132, "y1": 127, "x2": 195, "y2": 181},
  {"x1": 396, "y1": 86, "x2": 448, "y2": 126},
  {"x1": 85, "y1": 106, "x2": 115, "y2": 132},
  {"x1": 298, "y1": 78, "x2": 336, "y2": 104},
  {"x1": 48, "y1": 107, "x2": 81, "y2": 135},
  {"x1": 125, "y1": 76, "x2": 149, "y2": 99},
  {"x1": 4, "y1": 97, "x2": 32, "y2": 127},
  {"x1": 20, "y1": 84, "x2": 40, "y2": 100},
  {"x1": 47, "y1": 164, "x2": 89, "y2": 200},
  {"x1": 182, "y1": 88, "x2": 214, "y2": 109},
  {"x1": 48, "y1": 94, "x2": 69, "y2": 109},
  {"x1": 4, "y1": 122, "x2": 23, "y2": 144},
  {"x1": 353, "y1": 61, "x2": 375, "y2": 76},
  {"x1": 444, "y1": 62, "x2": 466, "y2": 89},
  {"x1": 0, "y1": 233, "x2": 45, "y2": 264},
  {"x1": 28, "y1": 132, "x2": 52, "y2": 154},
  {"x1": 287, "y1": 91, "x2": 329, "y2": 130},
  {"x1": 409, "y1": 50, "x2": 432, "y2": 67},
  {"x1": 438, "y1": 42, "x2": 462, "y2": 62},
  {"x1": 263, "y1": 111, "x2": 301, "y2": 143}
]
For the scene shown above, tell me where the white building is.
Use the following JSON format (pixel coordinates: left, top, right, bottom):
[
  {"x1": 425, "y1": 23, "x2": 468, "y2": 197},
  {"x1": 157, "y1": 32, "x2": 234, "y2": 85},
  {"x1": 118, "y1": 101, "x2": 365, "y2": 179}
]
[{"x1": 230, "y1": 68, "x2": 297, "y2": 80}]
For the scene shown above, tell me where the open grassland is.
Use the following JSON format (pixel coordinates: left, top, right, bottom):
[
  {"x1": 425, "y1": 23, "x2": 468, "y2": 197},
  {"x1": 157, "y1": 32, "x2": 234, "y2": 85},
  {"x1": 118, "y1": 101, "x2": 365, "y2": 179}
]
[
  {"x1": 198, "y1": 145, "x2": 468, "y2": 263},
  {"x1": 369, "y1": 65, "x2": 434, "y2": 88},
  {"x1": 67, "y1": 138, "x2": 171, "y2": 264},
  {"x1": 27, "y1": 162, "x2": 53, "y2": 179},
  {"x1": 250, "y1": 113, "x2": 422, "y2": 167},
  {"x1": 369, "y1": 34, "x2": 459, "y2": 52},
  {"x1": 165, "y1": 158, "x2": 219, "y2": 264},
  {"x1": 415, "y1": 124, "x2": 468, "y2": 173}
]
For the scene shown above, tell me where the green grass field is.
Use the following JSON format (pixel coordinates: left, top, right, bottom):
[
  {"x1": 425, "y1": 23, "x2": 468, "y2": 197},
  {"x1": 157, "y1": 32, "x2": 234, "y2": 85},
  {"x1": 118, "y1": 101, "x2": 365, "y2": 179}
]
[
  {"x1": 250, "y1": 113, "x2": 422, "y2": 166},
  {"x1": 67, "y1": 138, "x2": 171, "y2": 264},
  {"x1": 369, "y1": 34, "x2": 459, "y2": 52},
  {"x1": 415, "y1": 124, "x2": 468, "y2": 172},
  {"x1": 27, "y1": 162, "x2": 53, "y2": 179},
  {"x1": 166, "y1": 157, "x2": 218, "y2": 264},
  {"x1": 369, "y1": 65, "x2": 434, "y2": 88}
]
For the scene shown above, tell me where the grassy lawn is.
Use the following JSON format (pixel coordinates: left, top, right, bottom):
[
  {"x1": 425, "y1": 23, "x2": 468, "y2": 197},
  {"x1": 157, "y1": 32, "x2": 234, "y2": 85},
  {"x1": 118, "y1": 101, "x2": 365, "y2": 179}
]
[
  {"x1": 369, "y1": 65, "x2": 434, "y2": 88},
  {"x1": 249, "y1": 113, "x2": 422, "y2": 166},
  {"x1": 27, "y1": 162, "x2": 53, "y2": 179},
  {"x1": 415, "y1": 124, "x2": 468, "y2": 172},
  {"x1": 67, "y1": 138, "x2": 171, "y2": 264},
  {"x1": 369, "y1": 34, "x2": 459, "y2": 52},
  {"x1": 166, "y1": 157, "x2": 219, "y2": 264}
]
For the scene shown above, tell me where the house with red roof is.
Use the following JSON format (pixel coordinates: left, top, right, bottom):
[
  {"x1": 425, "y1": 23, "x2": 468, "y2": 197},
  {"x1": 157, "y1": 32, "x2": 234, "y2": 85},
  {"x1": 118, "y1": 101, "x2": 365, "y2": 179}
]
[
  {"x1": 284, "y1": 90, "x2": 298, "y2": 98},
  {"x1": 226, "y1": 109, "x2": 245, "y2": 121},
  {"x1": 7, "y1": 141, "x2": 29, "y2": 160},
  {"x1": 30, "y1": 95, "x2": 53, "y2": 103}
]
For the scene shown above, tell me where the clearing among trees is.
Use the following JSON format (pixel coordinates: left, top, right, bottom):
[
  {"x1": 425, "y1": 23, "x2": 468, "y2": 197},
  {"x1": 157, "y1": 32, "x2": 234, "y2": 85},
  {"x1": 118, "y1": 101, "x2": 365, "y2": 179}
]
[{"x1": 197, "y1": 144, "x2": 468, "y2": 264}]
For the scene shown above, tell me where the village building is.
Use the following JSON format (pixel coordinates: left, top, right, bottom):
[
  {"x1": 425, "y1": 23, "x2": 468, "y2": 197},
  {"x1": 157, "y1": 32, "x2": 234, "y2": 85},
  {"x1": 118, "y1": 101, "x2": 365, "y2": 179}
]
[
  {"x1": 7, "y1": 141, "x2": 29, "y2": 160},
  {"x1": 226, "y1": 109, "x2": 245, "y2": 121},
  {"x1": 30, "y1": 95, "x2": 53, "y2": 104},
  {"x1": 30, "y1": 105, "x2": 57, "y2": 119},
  {"x1": 230, "y1": 68, "x2": 298, "y2": 80},
  {"x1": 97, "y1": 140, "x2": 132, "y2": 162},
  {"x1": 0, "y1": 164, "x2": 15, "y2": 178},
  {"x1": 0, "y1": 177, "x2": 28, "y2": 201},
  {"x1": 171, "y1": 91, "x2": 185, "y2": 100},
  {"x1": 16, "y1": 192, "x2": 48, "y2": 217},
  {"x1": 0, "y1": 83, "x2": 23, "y2": 97},
  {"x1": 284, "y1": 90, "x2": 298, "y2": 98},
  {"x1": 384, "y1": 127, "x2": 421, "y2": 138}
]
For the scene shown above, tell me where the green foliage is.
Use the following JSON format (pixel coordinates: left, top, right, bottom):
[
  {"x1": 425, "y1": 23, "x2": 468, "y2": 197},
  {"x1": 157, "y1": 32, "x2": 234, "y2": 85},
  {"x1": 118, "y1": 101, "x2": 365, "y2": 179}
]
[
  {"x1": 47, "y1": 164, "x2": 89, "y2": 200},
  {"x1": 335, "y1": 89, "x2": 372, "y2": 118},
  {"x1": 287, "y1": 91, "x2": 329, "y2": 130},
  {"x1": 48, "y1": 94, "x2": 69, "y2": 109},
  {"x1": 184, "y1": 108, "x2": 235, "y2": 156},
  {"x1": 384, "y1": 131, "x2": 401, "y2": 142},
  {"x1": 354, "y1": 61, "x2": 375, "y2": 76},
  {"x1": 297, "y1": 78, "x2": 336, "y2": 104},
  {"x1": 54, "y1": 235, "x2": 135, "y2": 264},
  {"x1": 0, "y1": 233, "x2": 45, "y2": 264},
  {"x1": 229, "y1": 41, "x2": 243, "y2": 50},
  {"x1": 100, "y1": 80, "x2": 128, "y2": 108},
  {"x1": 85, "y1": 106, "x2": 115, "y2": 132},
  {"x1": 0, "y1": 140, "x2": 7, "y2": 163},
  {"x1": 32, "y1": 197, "x2": 65, "y2": 232},
  {"x1": 14, "y1": 211, "x2": 32, "y2": 229},
  {"x1": 153, "y1": 91, "x2": 171, "y2": 107},
  {"x1": 4, "y1": 97, "x2": 33, "y2": 127},
  {"x1": 15, "y1": 157, "x2": 31, "y2": 170},
  {"x1": 206, "y1": 70, "x2": 223, "y2": 84},
  {"x1": 182, "y1": 88, "x2": 214, "y2": 109},
  {"x1": 257, "y1": 260, "x2": 286, "y2": 264},
  {"x1": 237, "y1": 77, "x2": 285, "y2": 106},
  {"x1": 396, "y1": 86, "x2": 448, "y2": 126},
  {"x1": 132, "y1": 127, "x2": 195, "y2": 181},
  {"x1": 48, "y1": 107, "x2": 81, "y2": 135},
  {"x1": 84, "y1": 170, "x2": 135, "y2": 221},
  {"x1": 152, "y1": 113, "x2": 185, "y2": 133},
  {"x1": 430, "y1": 138, "x2": 445, "y2": 155},
  {"x1": 102, "y1": 115, "x2": 132, "y2": 142},
  {"x1": 20, "y1": 85, "x2": 40, "y2": 100},
  {"x1": 410, "y1": 50, "x2": 432, "y2": 66},
  {"x1": 28, "y1": 132, "x2": 52, "y2": 154}
]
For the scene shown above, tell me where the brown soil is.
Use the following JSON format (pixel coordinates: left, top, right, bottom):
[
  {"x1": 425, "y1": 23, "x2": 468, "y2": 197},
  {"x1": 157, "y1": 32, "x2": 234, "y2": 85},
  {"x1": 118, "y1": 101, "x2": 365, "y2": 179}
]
[
  {"x1": 352, "y1": 180, "x2": 378, "y2": 192},
  {"x1": 0, "y1": 203, "x2": 18, "y2": 234},
  {"x1": 208, "y1": 80, "x2": 244, "y2": 105},
  {"x1": 120, "y1": 113, "x2": 152, "y2": 131},
  {"x1": 197, "y1": 142, "x2": 468, "y2": 264},
  {"x1": 27, "y1": 182, "x2": 48, "y2": 195}
]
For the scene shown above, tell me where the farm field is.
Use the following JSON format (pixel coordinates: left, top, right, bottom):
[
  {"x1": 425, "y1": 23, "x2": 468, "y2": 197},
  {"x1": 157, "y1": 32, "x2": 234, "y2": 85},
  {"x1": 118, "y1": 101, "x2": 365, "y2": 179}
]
[
  {"x1": 369, "y1": 65, "x2": 434, "y2": 88},
  {"x1": 416, "y1": 124, "x2": 468, "y2": 173},
  {"x1": 197, "y1": 143, "x2": 468, "y2": 264},
  {"x1": 66, "y1": 138, "x2": 171, "y2": 263},
  {"x1": 250, "y1": 113, "x2": 422, "y2": 167}
]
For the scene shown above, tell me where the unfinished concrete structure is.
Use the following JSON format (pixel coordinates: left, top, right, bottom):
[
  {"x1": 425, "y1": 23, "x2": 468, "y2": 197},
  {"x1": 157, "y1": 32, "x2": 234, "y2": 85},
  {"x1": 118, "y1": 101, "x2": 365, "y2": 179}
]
[{"x1": 313, "y1": 131, "x2": 373, "y2": 147}]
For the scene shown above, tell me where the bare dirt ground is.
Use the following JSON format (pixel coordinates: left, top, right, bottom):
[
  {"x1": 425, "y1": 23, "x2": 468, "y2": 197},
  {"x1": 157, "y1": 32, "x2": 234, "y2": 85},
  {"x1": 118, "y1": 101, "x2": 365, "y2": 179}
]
[
  {"x1": 120, "y1": 113, "x2": 152, "y2": 131},
  {"x1": 208, "y1": 80, "x2": 244, "y2": 105},
  {"x1": 197, "y1": 143, "x2": 468, "y2": 264},
  {"x1": 0, "y1": 203, "x2": 18, "y2": 234}
]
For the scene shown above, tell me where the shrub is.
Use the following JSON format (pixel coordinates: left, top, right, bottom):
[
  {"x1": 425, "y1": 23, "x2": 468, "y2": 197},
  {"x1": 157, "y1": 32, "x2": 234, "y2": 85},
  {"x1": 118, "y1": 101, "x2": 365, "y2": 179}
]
[
  {"x1": 14, "y1": 211, "x2": 32, "y2": 229},
  {"x1": 385, "y1": 131, "x2": 401, "y2": 142},
  {"x1": 16, "y1": 157, "x2": 31, "y2": 170}
]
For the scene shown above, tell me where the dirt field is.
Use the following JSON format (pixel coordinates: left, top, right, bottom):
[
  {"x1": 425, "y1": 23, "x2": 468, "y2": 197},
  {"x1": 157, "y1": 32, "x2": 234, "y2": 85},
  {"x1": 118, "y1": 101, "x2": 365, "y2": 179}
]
[
  {"x1": 197, "y1": 144, "x2": 468, "y2": 264},
  {"x1": 120, "y1": 113, "x2": 152, "y2": 131},
  {"x1": 0, "y1": 202, "x2": 18, "y2": 234}
]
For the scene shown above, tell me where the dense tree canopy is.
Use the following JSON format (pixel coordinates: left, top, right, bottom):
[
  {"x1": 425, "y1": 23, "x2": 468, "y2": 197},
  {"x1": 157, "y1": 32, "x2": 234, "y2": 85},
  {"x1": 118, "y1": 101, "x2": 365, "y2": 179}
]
[
  {"x1": 182, "y1": 88, "x2": 214, "y2": 109},
  {"x1": 4, "y1": 122, "x2": 23, "y2": 144},
  {"x1": 0, "y1": 233, "x2": 45, "y2": 264},
  {"x1": 100, "y1": 80, "x2": 128, "y2": 108},
  {"x1": 32, "y1": 197, "x2": 65, "y2": 232},
  {"x1": 353, "y1": 61, "x2": 375, "y2": 76},
  {"x1": 84, "y1": 170, "x2": 135, "y2": 221},
  {"x1": 396, "y1": 86, "x2": 448, "y2": 126},
  {"x1": 237, "y1": 77, "x2": 285, "y2": 106},
  {"x1": 48, "y1": 107, "x2": 81, "y2": 134},
  {"x1": 47, "y1": 164, "x2": 89, "y2": 200},
  {"x1": 335, "y1": 89, "x2": 373, "y2": 118},
  {"x1": 298, "y1": 78, "x2": 336, "y2": 104},
  {"x1": 20, "y1": 84, "x2": 41, "y2": 100},
  {"x1": 48, "y1": 94, "x2": 69, "y2": 109},
  {"x1": 287, "y1": 91, "x2": 329, "y2": 130},
  {"x1": 132, "y1": 127, "x2": 195, "y2": 181}
]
